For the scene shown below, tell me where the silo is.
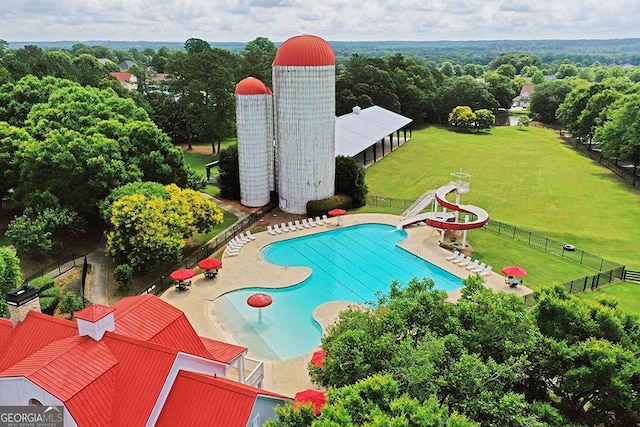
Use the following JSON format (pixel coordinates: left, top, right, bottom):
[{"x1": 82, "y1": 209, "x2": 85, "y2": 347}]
[
  {"x1": 235, "y1": 77, "x2": 271, "y2": 207},
  {"x1": 272, "y1": 34, "x2": 336, "y2": 214}
]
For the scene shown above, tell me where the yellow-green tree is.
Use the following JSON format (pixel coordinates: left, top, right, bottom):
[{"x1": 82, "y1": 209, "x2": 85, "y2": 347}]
[{"x1": 105, "y1": 183, "x2": 222, "y2": 270}]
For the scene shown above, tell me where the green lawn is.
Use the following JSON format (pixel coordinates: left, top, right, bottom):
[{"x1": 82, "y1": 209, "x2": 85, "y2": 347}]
[
  {"x1": 577, "y1": 282, "x2": 640, "y2": 315},
  {"x1": 365, "y1": 125, "x2": 640, "y2": 269},
  {"x1": 181, "y1": 141, "x2": 239, "y2": 198}
]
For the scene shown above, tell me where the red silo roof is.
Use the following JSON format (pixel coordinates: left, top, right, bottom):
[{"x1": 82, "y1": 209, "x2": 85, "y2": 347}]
[
  {"x1": 273, "y1": 34, "x2": 335, "y2": 66},
  {"x1": 235, "y1": 77, "x2": 268, "y2": 95}
]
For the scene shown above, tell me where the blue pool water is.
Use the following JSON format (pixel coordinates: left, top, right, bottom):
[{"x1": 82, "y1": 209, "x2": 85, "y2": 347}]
[{"x1": 216, "y1": 223, "x2": 462, "y2": 360}]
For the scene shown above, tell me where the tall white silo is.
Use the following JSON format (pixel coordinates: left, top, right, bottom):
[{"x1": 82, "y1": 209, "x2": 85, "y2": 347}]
[
  {"x1": 272, "y1": 34, "x2": 336, "y2": 214},
  {"x1": 265, "y1": 87, "x2": 275, "y2": 193},
  {"x1": 235, "y1": 77, "x2": 271, "y2": 207}
]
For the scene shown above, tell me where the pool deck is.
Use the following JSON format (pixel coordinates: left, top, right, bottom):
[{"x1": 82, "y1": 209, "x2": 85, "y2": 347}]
[{"x1": 160, "y1": 213, "x2": 532, "y2": 397}]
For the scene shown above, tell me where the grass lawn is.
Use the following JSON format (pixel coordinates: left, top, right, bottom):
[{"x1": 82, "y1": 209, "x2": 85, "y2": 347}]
[
  {"x1": 365, "y1": 125, "x2": 640, "y2": 269},
  {"x1": 577, "y1": 282, "x2": 640, "y2": 315}
]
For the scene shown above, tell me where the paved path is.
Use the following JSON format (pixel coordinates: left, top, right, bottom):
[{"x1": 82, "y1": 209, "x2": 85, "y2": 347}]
[{"x1": 84, "y1": 236, "x2": 109, "y2": 306}]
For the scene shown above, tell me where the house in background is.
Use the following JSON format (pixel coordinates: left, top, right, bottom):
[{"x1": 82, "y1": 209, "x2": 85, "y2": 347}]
[
  {"x1": 109, "y1": 71, "x2": 138, "y2": 90},
  {"x1": 118, "y1": 60, "x2": 136, "y2": 71},
  {"x1": 512, "y1": 84, "x2": 535, "y2": 108},
  {"x1": 0, "y1": 289, "x2": 290, "y2": 426}
]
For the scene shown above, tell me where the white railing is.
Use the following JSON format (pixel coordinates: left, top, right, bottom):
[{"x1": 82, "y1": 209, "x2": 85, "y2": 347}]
[
  {"x1": 243, "y1": 357, "x2": 264, "y2": 388},
  {"x1": 400, "y1": 189, "x2": 436, "y2": 219}
]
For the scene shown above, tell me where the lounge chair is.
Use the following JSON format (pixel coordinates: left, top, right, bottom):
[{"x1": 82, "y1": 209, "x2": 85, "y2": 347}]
[
  {"x1": 246, "y1": 230, "x2": 256, "y2": 240},
  {"x1": 322, "y1": 214, "x2": 331, "y2": 224},
  {"x1": 273, "y1": 224, "x2": 283, "y2": 234},
  {"x1": 294, "y1": 220, "x2": 304, "y2": 230},
  {"x1": 449, "y1": 252, "x2": 465, "y2": 263},
  {"x1": 288, "y1": 221, "x2": 297, "y2": 231},
  {"x1": 225, "y1": 248, "x2": 239, "y2": 257},
  {"x1": 281, "y1": 223, "x2": 290, "y2": 232},
  {"x1": 479, "y1": 265, "x2": 493, "y2": 276},
  {"x1": 457, "y1": 256, "x2": 472, "y2": 267},
  {"x1": 267, "y1": 225, "x2": 276, "y2": 235},
  {"x1": 446, "y1": 250, "x2": 460, "y2": 261},
  {"x1": 302, "y1": 218, "x2": 311, "y2": 228},
  {"x1": 466, "y1": 259, "x2": 480, "y2": 270},
  {"x1": 238, "y1": 233, "x2": 251, "y2": 243},
  {"x1": 471, "y1": 262, "x2": 486, "y2": 273},
  {"x1": 227, "y1": 242, "x2": 242, "y2": 251},
  {"x1": 308, "y1": 217, "x2": 318, "y2": 227},
  {"x1": 315, "y1": 216, "x2": 325, "y2": 226}
]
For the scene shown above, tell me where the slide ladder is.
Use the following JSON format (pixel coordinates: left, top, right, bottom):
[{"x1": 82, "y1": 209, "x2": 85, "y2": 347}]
[{"x1": 400, "y1": 189, "x2": 436, "y2": 220}]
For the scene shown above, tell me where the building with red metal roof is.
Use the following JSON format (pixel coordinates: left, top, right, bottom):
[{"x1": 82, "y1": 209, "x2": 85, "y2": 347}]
[{"x1": 0, "y1": 294, "x2": 290, "y2": 426}]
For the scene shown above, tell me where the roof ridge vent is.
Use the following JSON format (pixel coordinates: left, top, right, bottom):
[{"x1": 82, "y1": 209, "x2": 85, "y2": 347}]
[{"x1": 75, "y1": 304, "x2": 116, "y2": 341}]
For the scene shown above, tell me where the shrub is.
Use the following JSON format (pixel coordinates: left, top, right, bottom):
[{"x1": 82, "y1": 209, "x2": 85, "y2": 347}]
[
  {"x1": 306, "y1": 194, "x2": 352, "y2": 218},
  {"x1": 29, "y1": 276, "x2": 54, "y2": 293},
  {"x1": 40, "y1": 285, "x2": 61, "y2": 299},
  {"x1": 335, "y1": 155, "x2": 368, "y2": 208},
  {"x1": 59, "y1": 291, "x2": 84, "y2": 315},
  {"x1": 39, "y1": 296, "x2": 58, "y2": 315},
  {"x1": 114, "y1": 264, "x2": 134, "y2": 292}
]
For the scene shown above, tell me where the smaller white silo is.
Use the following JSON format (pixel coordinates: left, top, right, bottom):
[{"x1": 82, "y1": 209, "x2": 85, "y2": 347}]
[{"x1": 235, "y1": 77, "x2": 271, "y2": 207}]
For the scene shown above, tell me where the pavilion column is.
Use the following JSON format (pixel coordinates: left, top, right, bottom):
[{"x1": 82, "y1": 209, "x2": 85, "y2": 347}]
[
  {"x1": 373, "y1": 142, "x2": 377, "y2": 163},
  {"x1": 390, "y1": 133, "x2": 394, "y2": 151},
  {"x1": 397, "y1": 130, "x2": 401, "y2": 147},
  {"x1": 381, "y1": 138, "x2": 385, "y2": 157},
  {"x1": 363, "y1": 149, "x2": 367, "y2": 166}
]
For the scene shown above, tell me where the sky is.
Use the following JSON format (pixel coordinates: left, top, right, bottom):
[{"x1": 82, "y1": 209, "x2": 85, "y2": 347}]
[{"x1": 2, "y1": 0, "x2": 639, "y2": 43}]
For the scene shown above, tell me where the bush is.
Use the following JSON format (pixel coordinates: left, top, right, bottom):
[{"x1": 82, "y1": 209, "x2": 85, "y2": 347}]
[
  {"x1": 40, "y1": 285, "x2": 61, "y2": 299},
  {"x1": 335, "y1": 155, "x2": 368, "y2": 208},
  {"x1": 29, "y1": 276, "x2": 54, "y2": 293},
  {"x1": 59, "y1": 291, "x2": 84, "y2": 315},
  {"x1": 39, "y1": 296, "x2": 58, "y2": 315},
  {"x1": 306, "y1": 194, "x2": 352, "y2": 218},
  {"x1": 114, "y1": 264, "x2": 134, "y2": 292}
]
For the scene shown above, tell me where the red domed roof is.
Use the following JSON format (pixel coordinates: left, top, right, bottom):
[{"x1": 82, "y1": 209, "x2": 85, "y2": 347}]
[
  {"x1": 273, "y1": 34, "x2": 335, "y2": 67},
  {"x1": 235, "y1": 77, "x2": 268, "y2": 95}
]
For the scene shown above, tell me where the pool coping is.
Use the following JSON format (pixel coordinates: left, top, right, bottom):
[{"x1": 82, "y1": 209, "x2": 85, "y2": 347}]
[{"x1": 160, "y1": 213, "x2": 533, "y2": 396}]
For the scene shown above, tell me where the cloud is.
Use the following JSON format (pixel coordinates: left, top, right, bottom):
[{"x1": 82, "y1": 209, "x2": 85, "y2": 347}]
[{"x1": 1, "y1": 0, "x2": 638, "y2": 42}]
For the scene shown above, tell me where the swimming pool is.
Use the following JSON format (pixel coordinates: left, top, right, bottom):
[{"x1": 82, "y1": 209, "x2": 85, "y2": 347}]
[{"x1": 216, "y1": 223, "x2": 462, "y2": 360}]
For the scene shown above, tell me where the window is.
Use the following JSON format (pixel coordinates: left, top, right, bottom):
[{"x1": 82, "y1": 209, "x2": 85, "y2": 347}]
[{"x1": 29, "y1": 398, "x2": 43, "y2": 406}]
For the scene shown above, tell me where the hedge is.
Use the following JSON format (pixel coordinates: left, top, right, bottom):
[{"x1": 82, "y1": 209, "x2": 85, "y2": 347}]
[
  {"x1": 40, "y1": 286, "x2": 61, "y2": 300},
  {"x1": 39, "y1": 296, "x2": 58, "y2": 315},
  {"x1": 306, "y1": 194, "x2": 353, "y2": 217},
  {"x1": 29, "y1": 276, "x2": 54, "y2": 293}
]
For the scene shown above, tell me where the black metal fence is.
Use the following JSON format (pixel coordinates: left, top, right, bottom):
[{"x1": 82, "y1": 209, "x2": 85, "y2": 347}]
[
  {"x1": 366, "y1": 195, "x2": 417, "y2": 212},
  {"x1": 483, "y1": 220, "x2": 623, "y2": 273},
  {"x1": 566, "y1": 136, "x2": 640, "y2": 190},
  {"x1": 23, "y1": 253, "x2": 81, "y2": 284},
  {"x1": 140, "y1": 201, "x2": 276, "y2": 297}
]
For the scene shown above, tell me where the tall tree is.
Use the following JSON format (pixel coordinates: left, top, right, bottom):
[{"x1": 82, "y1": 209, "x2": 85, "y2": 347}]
[
  {"x1": 238, "y1": 37, "x2": 277, "y2": 88},
  {"x1": 0, "y1": 247, "x2": 22, "y2": 317},
  {"x1": 528, "y1": 80, "x2": 574, "y2": 123}
]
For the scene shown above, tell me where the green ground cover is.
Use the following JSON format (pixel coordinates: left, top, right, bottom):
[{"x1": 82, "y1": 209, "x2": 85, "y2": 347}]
[
  {"x1": 577, "y1": 282, "x2": 640, "y2": 315},
  {"x1": 364, "y1": 125, "x2": 640, "y2": 269}
]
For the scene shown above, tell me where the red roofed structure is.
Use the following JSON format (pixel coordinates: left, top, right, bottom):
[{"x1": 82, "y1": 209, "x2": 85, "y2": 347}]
[
  {"x1": 272, "y1": 34, "x2": 335, "y2": 66},
  {"x1": 0, "y1": 295, "x2": 289, "y2": 426},
  {"x1": 235, "y1": 77, "x2": 268, "y2": 95}
]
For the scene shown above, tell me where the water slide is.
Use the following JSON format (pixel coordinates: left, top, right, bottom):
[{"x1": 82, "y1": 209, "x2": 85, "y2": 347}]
[{"x1": 397, "y1": 183, "x2": 489, "y2": 230}]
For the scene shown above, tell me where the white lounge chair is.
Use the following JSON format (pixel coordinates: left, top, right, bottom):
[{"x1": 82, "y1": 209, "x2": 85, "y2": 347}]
[
  {"x1": 322, "y1": 214, "x2": 330, "y2": 224},
  {"x1": 479, "y1": 265, "x2": 493, "y2": 276},
  {"x1": 308, "y1": 217, "x2": 318, "y2": 227},
  {"x1": 294, "y1": 220, "x2": 304, "y2": 230},
  {"x1": 315, "y1": 216, "x2": 325, "y2": 226},
  {"x1": 225, "y1": 248, "x2": 238, "y2": 257},
  {"x1": 239, "y1": 233, "x2": 251, "y2": 243},
  {"x1": 246, "y1": 230, "x2": 256, "y2": 240},
  {"x1": 228, "y1": 241, "x2": 242, "y2": 250},
  {"x1": 302, "y1": 218, "x2": 311, "y2": 228},
  {"x1": 273, "y1": 224, "x2": 283, "y2": 234},
  {"x1": 281, "y1": 223, "x2": 290, "y2": 232},
  {"x1": 288, "y1": 221, "x2": 297, "y2": 231},
  {"x1": 457, "y1": 256, "x2": 472, "y2": 267},
  {"x1": 466, "y1": 259, "x2": 480, "y2": 270},
  {"x1": 235, "y1": 235, "x2": 249, "y2": 245},
  {"x1": 446, "y1": 250, "x2": 460, "y2": 261},
  {"x1": 267, "y1": 225, "x2": 276, "y2": 235},
  {"x1": 472, "y1": 262, "x2": 486, "y2": 273},
  {"x1": 449, "y1": 252, "x2": 465, "y2": 263}
]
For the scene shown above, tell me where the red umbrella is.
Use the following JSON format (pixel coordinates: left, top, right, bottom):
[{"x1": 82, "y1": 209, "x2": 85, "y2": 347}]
[
  {"x1": 295, "y1": 389, "x2": 327, "y2": 415},
  {"x1": 198, "y1": 258, "x2": 222, "y2": 270},
  {"x1": 247, "y1": 293, "x2": 273, "y2": 322},
  {"x1": 328, "y1": 208, "x2": 346, "y2": 216},
  {"x1": 170, "y1": 269, "x2": 196, "y2": 281},
  {"x1": 501, "y1": 266, "x2": 528, "y2": 277},
  {"x1": 311, "y1": 349, "x2": 325, "y2": 368}
]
